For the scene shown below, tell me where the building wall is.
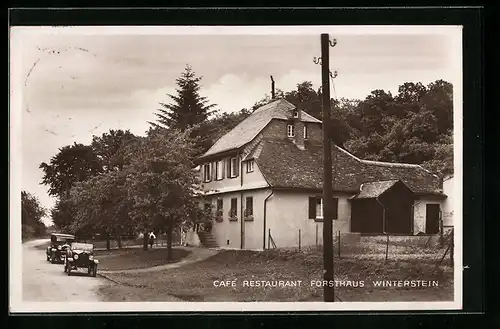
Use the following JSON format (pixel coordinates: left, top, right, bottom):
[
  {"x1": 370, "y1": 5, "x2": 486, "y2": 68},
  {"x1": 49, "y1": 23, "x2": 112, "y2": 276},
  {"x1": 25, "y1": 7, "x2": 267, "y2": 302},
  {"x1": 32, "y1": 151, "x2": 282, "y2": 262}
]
[
  {"x1": 265, "y1": 190, "x2": 351, "y2": 248},
  {"x1": 306, "y1": 122, "x2": 323, "y2": 142},
  {"x1": 200, "y1": 153, "x2": 269, "y2": 193},
  {"x1": 199, "y1": 189, "x2": 270, "y2": 250},
  {"x1": 262, "y1": 119, "x2": 288, "y2": 139},
  {"x1": 442, "y1": 176, "x2": 455, "y2": 227},
  {"x1": 413, "y1": 196, "x2": 445, "y2": 234},
  {"x1": 261, "y1": 119, "x2": 322, "y2": 142}
]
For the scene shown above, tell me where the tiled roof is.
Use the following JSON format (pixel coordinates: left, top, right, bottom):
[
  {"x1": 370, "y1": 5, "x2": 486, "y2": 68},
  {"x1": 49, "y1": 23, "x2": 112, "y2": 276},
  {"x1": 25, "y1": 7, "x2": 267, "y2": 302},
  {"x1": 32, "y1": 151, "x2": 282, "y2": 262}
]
[
  {"x1": 255, "y1": 138, "x2": 442, "y2": 195},
  {"x1": 353, "y1": 180, "x2": 400, "y2": 199},
  {"x1": 199, "y1": 98, "x2": 321, "y2": 158}
]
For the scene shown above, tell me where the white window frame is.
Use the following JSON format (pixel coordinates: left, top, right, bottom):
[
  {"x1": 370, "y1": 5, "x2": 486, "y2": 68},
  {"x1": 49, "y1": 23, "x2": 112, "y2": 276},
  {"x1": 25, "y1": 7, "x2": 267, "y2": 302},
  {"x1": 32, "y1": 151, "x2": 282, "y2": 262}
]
[
  {"x1": 215, "y1": 160, "x2": 223, "y2": 180},
  {"x1": 287, "y1": 124, "x2": 295, "y2": 137},
  {"x1": 203, "y1": 163, "x2": 212, "y2": 182},
  {"x1": 246, "y1": 160, "x2": 254, "y2": 173},
  {"x1": 230, "y1": 157, "x2": 238, "y2": 178},
  {"x1": 303, "y1": 125, "x2": 308, "y2": 139},
  {"x1": 316, "y1": 197, "x2": 323, "y2": 219}
]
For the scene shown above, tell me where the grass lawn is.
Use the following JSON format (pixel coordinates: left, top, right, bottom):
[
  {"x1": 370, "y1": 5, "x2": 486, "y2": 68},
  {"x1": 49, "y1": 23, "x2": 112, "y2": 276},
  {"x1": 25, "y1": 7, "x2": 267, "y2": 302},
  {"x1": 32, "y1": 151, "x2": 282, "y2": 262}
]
[
  {"x1": 95, "y1": 248, "x2": 191, "y2": 271},
  {"x1": 99, "y1": 249, "x2": 454, "y2": 302}
]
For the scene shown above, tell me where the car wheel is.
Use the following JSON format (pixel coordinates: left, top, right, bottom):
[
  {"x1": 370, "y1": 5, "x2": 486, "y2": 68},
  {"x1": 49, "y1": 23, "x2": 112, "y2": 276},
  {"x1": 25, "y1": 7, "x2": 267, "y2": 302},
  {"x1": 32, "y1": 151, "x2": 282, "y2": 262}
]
[
  {"x1": 46, "y1": 255, "x2": 50, "y2": 261},
  {"x1": 64, "y1": 262, "x2": 67, "y2": 273},
  {"x1": 51, "y1": 253, "x2": 56, "y2": 264},
  {"x1": 67, "y1": 266, "x2": 71, "y2": 276},
  {"x1": 92, "y1": 265, "x2": 97, "y2": 277},
  {"x1": 88, "y1": 266, "x2": 92, "y2": 275}
]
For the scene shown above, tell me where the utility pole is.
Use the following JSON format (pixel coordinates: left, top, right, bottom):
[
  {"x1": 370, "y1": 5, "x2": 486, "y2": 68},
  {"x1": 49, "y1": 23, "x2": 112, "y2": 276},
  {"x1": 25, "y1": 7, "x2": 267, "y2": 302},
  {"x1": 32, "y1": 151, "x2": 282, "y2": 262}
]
[{"x1": 320, "y1": 33, "x2": 335, "y2": 302}]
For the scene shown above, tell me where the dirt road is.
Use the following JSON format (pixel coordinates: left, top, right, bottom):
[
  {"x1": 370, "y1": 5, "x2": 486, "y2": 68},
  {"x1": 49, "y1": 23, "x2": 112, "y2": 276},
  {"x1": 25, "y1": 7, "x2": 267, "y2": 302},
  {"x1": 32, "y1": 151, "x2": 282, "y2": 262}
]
[{"x1": 22, "y1": 239, "x2": 104, "y2": 302}]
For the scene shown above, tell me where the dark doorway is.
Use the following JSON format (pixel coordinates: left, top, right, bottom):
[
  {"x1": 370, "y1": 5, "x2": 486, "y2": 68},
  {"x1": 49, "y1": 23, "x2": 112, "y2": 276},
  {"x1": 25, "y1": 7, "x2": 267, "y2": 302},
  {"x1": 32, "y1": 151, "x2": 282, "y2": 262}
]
[{"x1": 425, "y1": 204, "x2": 441, "y2": 234}]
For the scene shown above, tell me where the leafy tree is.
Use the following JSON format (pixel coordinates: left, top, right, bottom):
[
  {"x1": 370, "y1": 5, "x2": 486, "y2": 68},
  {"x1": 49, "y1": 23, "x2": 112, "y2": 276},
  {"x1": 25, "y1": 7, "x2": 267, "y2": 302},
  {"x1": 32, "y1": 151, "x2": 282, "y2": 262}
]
[
  {"x1": 91, "y1": 129, "x2": 137, "y2": 172},
  {"x1": 40, "y1": 143, "x2": 102, "y2": 198},
  {"x1": 125, "y1": 128, "x2": 211, "y2": 258},
  {"x1": 285, "y1": 81, "x2": 322, "y2": 119},
  {"x1": 21, "y1": 191, "x2": 47, "y2": 240},
  {"x1": 50, "y1": 195, "x2": 75, "y2": 230},
  {"x1": 68, "y1": 170, "x2": 133, "y2": 249},
  {"x1": 152, "y1": 65, "x2": 217, "y2": 154}
]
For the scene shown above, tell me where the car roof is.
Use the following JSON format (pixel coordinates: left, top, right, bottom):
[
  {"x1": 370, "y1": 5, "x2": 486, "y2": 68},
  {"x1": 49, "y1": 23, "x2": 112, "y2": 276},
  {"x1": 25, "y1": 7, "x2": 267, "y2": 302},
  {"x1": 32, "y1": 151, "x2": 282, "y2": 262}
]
[
  {"x1": 51, "y1": 233, "x2": 75, "y2": 238},
  {"x1": 70, "y1": 242, "x2": 93, "y2": 248}
]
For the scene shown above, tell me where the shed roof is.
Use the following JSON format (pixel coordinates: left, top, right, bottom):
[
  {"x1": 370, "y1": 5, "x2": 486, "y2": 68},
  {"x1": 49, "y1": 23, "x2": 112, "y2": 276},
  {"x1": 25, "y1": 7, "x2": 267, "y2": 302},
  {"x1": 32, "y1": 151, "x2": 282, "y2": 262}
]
[{"x1": 352, "y1": 180, "x2": 400, "y2": 199}]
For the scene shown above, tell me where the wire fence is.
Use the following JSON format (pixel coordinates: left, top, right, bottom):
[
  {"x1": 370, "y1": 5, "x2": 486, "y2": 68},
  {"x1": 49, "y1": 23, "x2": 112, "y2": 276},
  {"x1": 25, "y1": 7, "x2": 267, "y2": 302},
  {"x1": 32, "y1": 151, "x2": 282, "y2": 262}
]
[{"x1": 268, "y1": 225, "x2": 454, "y2": 266}]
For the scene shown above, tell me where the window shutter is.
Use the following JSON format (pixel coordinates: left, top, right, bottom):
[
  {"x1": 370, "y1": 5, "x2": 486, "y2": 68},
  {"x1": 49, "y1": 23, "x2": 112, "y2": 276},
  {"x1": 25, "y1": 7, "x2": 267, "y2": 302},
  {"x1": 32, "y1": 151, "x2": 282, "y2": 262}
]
[
  {"x1": 308, "y1": 197, "x2": 316, "y2": 219},
  {"x1": 235, "y1": 157, "x2": 240, "y2": 177},
  {"x1": 221, "y1": 160, "x2": 225, "y2": 179},
  {"x1": 211, "y1": 162, "x2": 216, "y2": 180},
  {"x1": 332, "y1": 198, "x2": 338, "y2": 219},
  {"x1": 227, "y1": 158, "x2": 231, "y2": 177}
]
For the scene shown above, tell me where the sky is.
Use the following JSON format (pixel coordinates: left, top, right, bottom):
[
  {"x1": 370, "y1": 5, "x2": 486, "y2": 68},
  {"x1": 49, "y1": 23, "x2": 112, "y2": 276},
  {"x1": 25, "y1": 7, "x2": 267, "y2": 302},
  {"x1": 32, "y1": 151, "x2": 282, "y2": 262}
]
[{"x1": 10, "y1": 26, "x2": 462, "y2": 225}]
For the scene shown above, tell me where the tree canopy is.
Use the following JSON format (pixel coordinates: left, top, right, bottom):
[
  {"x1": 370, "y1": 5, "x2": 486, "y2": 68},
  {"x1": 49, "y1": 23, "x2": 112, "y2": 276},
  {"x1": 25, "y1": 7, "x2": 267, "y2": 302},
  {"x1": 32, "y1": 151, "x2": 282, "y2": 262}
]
[
  {"x1": 21, "y1": 191, "x2": 47, "y2": 240},
  {"x1": 252, "y1": 79, "x2": 454, "y2": 177},
  {"x1": 39, "y1": 143, "x2": 102, "y2": 198},
  {"x1": 152, "y1": 65, "x2": 218, "y2": 154}
]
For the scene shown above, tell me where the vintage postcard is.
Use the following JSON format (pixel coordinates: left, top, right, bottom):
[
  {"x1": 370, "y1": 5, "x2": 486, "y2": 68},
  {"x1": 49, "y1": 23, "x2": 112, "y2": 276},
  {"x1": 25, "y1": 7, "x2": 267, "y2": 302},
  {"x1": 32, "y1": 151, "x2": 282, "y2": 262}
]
[{"x1": 9, "y1": 25, "x2": 463, "y2": 312}]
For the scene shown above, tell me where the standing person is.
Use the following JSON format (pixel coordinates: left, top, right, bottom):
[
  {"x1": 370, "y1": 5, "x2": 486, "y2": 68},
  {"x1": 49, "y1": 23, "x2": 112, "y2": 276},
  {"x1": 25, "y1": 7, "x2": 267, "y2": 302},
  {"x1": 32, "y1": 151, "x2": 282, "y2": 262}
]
[
  {"x1": 181, "y1": 225, "x2": 188, "y2": 246},
  {"x1": 149, "y1": 231, "x2": 156, "y2": 249}
]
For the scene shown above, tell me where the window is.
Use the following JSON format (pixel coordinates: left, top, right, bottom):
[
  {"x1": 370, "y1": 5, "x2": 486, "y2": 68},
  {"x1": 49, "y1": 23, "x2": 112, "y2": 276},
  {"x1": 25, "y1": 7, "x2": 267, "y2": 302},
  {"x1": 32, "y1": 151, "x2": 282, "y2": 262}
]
[
  {"x1": 229, "y1": 157, "x2": 239, "y2": 178},
  {"x1": 309, "y1": 197, "x2": 338, "y2": 221},
  {"x1": 246, "y1": 160, "x2": 255, "y2": 173},
  {"x1": 287, "y1": 124, "x2": 295, "y2": 137},
  {"x1": 215, "y1": 160, "x2": 223, "y2": 180},
  {"x1": 303, "y1": 125, "x2": 308, "y2": 139},
  {"x1": 316, "y1": 198, "x2": 323, "y2": 219},
  {"x1": 229, "y1": 198, "x2": 238, "y2": 220},
  {"x1": 293, "y1": 110, "x2": 299, "y2": 118},
  {"x1": 203, "y1": 163, "x2": 212, "y2": 182},
  {"x1": 216, "y1": 198, "x2": 224, "y2": 219},
  {"x1": 245, "y1": 197, "x2": 253, "y2": 217}
]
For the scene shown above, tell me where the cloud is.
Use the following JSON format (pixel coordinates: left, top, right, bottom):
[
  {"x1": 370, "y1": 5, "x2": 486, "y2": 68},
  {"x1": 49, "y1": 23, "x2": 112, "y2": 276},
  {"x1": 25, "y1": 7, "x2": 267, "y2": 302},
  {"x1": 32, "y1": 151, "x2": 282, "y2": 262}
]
[
  {"x1": 202, "y1": 74, "x2": 270, "y2": 113},
  {"x1": 14, "y1": 29, "x2": 460, "y2": 218}
]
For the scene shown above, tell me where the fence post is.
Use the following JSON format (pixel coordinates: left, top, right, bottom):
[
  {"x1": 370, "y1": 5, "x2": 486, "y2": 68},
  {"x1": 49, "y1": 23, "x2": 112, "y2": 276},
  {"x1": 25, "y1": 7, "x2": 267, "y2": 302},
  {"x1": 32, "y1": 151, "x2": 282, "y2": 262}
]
[
  {"x1": 385, "y1": 234, "x2": 389, "y2": 262},
  {"x1": 298, "y1": 229, "x2": 301, "y2": 252},
  {"x1": 337, "y1": 230, "x2": 341, "y2": 259},
  {"x1": 315, "y1": 225, "x2": 319, "y2": 252},
  {"x1": 268, "y1": 229, "x2": 270, "y2": 250},
  {"x1": 439, "y1": 219, "x2": 444, "y2": 247},
  {"x1": 450, "y1": 229, "x2": 454, "y2": 262}
]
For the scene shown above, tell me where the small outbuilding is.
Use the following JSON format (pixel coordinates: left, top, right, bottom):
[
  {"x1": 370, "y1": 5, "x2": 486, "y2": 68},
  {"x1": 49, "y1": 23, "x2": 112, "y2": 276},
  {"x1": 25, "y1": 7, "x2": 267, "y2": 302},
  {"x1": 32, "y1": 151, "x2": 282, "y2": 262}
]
[{"x1": 350, "y1": 179, "x2": 415, "y2": 234}]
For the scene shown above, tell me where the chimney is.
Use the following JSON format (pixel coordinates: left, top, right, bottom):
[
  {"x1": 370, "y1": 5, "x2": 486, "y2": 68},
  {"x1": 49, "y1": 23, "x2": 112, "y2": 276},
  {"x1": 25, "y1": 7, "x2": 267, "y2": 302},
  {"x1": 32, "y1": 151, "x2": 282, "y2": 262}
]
[
  {"x1": 293, "y1": 107, "x2": 305, "y2": 150},
  {"x1": 270, "y1": 75, "x2": 275, "y2": 99}
]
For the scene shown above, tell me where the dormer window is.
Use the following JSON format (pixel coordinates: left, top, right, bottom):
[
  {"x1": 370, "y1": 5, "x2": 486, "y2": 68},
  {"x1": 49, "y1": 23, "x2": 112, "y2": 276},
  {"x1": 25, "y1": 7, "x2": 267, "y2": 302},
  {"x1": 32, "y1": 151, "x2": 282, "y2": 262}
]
[
  {"x1": 246, "y1": 159, "x2": 254, "y2": 173},
  {"x1": 293, "y1": 110, "x2": 299, "y2": 118},
  {"x1": 287, "y1": 124, "x2": 295, "y2": 137}
]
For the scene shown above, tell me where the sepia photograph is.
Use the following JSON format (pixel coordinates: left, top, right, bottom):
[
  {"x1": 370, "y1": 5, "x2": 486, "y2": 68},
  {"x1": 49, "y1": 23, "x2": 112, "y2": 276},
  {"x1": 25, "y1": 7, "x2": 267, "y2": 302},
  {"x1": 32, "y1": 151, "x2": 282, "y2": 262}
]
[{"x1": 10, "y1": 25, "x2": 463, "y2": 312}]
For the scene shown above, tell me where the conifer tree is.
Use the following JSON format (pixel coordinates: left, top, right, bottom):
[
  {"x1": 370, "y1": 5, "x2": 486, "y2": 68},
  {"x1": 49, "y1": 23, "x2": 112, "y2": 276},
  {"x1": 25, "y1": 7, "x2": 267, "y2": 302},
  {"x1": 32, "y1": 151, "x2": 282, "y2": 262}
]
[{"x1": 153, "y1": 65, "x2": 217, "y2": 153}]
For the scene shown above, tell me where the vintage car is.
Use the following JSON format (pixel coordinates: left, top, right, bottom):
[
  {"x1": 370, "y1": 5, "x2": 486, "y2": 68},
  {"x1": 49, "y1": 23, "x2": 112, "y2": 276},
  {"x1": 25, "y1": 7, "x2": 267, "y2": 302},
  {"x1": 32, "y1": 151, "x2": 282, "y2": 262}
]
[
  {"x1": 64, "y1": 242, "x2": 99, "y2": 277},
  {"x1": 46, "y1": 233, "x2": 75, "y2": 264}
]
